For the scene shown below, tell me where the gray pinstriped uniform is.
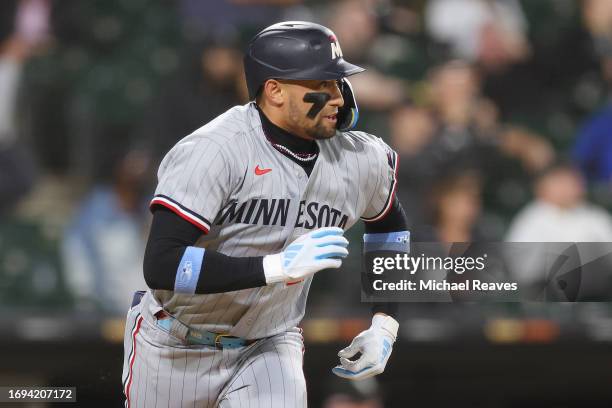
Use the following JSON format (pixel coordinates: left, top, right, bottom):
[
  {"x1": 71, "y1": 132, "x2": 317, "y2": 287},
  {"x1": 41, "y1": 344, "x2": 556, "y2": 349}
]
[{"x1": 122, "y1": 102, "x2": 397, "y2": 407}]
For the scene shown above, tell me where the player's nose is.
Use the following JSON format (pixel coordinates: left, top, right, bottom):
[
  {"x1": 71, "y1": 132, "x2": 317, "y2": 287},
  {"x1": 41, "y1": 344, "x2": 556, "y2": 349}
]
[{"x1": 329, "y1": 82, "x2": 344, "y2": 108}]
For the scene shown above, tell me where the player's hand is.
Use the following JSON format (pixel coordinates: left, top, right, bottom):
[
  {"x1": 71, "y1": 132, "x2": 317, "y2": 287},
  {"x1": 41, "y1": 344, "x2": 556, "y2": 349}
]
[
  {"x1": 262, "y1": 227, "x2": 349, "y2": 284},
  {"x1": 332, "y1": 314, "x2": 399, "y2": 380}
]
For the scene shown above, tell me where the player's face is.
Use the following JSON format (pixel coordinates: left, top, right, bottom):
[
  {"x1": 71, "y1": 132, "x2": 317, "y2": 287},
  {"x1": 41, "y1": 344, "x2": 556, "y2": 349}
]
[{"x1": 281, "y1": 79, "x2": 344, "y2": 140}]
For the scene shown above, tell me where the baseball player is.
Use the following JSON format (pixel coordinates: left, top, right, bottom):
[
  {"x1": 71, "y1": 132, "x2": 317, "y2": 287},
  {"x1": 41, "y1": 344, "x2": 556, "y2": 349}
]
[{"x1": 121, "y1": 21, "x2": 410, "y2": 407}]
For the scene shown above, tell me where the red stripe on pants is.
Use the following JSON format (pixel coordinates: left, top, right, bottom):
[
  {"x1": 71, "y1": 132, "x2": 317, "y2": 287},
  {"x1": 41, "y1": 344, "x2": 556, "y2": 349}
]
[{"x1": 125, "y1": 315, "x2": 144, "y2": 408}]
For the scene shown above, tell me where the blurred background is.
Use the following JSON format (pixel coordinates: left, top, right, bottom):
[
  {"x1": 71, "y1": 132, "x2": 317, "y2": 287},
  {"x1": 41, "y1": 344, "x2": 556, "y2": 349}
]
[{"x1": 1, "y1": 0, "x2": 612, "y2": 406}]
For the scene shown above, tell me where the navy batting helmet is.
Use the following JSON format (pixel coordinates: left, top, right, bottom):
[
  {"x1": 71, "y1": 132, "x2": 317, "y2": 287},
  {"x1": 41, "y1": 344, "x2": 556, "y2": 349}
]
[{"x1": 244, "y1": 21, "x2": 365, "y2": 131}]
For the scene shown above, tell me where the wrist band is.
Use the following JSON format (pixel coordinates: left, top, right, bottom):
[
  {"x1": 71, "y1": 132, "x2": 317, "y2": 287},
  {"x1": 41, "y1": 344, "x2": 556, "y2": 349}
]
[
  {"x1": 174, "y1": 246, "x2": 205, "y2": 294},
  {"x1": 363, "y1": 231, "x2": 410, "y2": 253}
]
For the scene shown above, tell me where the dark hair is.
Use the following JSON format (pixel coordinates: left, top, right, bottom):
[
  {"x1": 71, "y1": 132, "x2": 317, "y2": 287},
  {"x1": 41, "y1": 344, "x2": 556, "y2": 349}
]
[{"x1": 425, "y1": 171, "x2": 482, "y2": 225}]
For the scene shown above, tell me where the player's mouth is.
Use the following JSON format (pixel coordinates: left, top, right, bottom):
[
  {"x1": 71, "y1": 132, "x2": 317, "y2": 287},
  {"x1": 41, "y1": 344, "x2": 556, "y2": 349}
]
[{"x1": 324, "y1": 114, "x2": 337, "y2": 123}]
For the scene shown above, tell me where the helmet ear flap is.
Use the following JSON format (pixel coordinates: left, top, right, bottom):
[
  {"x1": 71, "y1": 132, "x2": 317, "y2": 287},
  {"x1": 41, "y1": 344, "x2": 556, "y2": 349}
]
[{"x1": 336, "y1": 78, "x2": 359, "y2": 131}]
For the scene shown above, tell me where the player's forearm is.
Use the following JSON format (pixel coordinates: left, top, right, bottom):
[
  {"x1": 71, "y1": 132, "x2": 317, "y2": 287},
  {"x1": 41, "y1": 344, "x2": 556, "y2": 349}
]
[
  {"x1": 144, "y1": 244, "x2": 266, "y2": 294},
  {"x1": 144, "y1": 208, "x2": 266, "y2": 294},
  {"x1": 144, "y1": 242, "x2": 266, "y2": 294}
]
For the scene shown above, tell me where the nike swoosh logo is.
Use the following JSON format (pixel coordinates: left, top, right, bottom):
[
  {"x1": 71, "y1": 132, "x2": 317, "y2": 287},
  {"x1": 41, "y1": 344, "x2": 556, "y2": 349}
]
[{"x1": 255, "y1": 165, "x2": 272, "y2": 176}]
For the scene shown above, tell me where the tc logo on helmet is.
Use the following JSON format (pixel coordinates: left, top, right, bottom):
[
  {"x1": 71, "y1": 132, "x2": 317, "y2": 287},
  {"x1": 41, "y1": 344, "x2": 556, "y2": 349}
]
[{"x1": 330, "y1": 35, "x2": 343, "y2": 60}]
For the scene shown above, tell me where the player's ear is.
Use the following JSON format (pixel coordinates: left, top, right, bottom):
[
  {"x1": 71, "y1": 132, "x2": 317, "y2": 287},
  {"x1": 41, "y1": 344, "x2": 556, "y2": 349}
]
[{"x1": 262, "y1": 79, "x2": 284, "y2": 106}]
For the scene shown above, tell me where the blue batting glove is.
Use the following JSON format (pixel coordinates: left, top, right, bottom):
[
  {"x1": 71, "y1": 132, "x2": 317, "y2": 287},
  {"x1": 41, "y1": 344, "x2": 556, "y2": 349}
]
[{"x1": 263, "y1": 227, "x2": 349, "y2": 284}]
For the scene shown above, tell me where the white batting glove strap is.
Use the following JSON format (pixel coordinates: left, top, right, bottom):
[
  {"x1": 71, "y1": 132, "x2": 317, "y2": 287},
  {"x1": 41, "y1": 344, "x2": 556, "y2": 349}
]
[
  {"x1": 332, "y1": 314, "x2": 399, "y2": 380},
  {"x1": 263, "y1": 227, "x2": 349, "y2": 284}
]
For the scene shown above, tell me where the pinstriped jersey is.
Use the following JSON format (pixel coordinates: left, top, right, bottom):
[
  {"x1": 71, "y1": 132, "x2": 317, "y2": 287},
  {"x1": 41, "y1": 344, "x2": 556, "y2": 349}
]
[{"x1": 150, "y1": 102, "x2": 398, "y2": 339}]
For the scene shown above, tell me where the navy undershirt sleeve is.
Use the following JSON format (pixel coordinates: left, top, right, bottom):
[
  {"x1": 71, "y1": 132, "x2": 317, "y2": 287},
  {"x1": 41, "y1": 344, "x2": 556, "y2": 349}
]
[
  {"x1": 144, "y1": 207, "x2": 266, "y2": 294},
  {"x1": 364, "y1": 197, "x2": 409, "y2": 319}
]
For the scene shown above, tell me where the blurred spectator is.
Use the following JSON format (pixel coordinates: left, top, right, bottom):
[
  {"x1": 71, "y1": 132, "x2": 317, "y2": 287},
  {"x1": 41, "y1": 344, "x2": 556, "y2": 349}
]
[
  {"x1": 569, "y1": 0, "x2": 612, "y2": 184},
  {"x1": 572, "y1": 54, "x2": 612, "y2": 183},
  {"x1": 481, "y1": 0, "x2": 612, "y2": 124},
  {"x1": 61, "y1": 151, "x2": 149, "y2": 315},
  {"x1": 425, "y1": 0, "x2": 529, "y2": 72},
  {"x1": 0, "y1": 0, "x2": 45, "y2": 215},
  {"x1": 390, "y1": 60, "x2": 553, "y2": 228},
  {"x1": 391, "y1": 62, "x2": 496, "y2": 200},
  {"x1": 400, "y1": 61, "x2": 504, "y2": 177},
  {"x1": 425, "y1": 0, "x2": 595, "y2": 127},
  {"x1": 506, "y1": 162, "x2": 612, "y2": 242},
  {"x1": 420, "y1": 172, "x2": 484, "y2": 243},
  {"x1": 582, "y1": 0, "x2": 612, "y2": 56}
]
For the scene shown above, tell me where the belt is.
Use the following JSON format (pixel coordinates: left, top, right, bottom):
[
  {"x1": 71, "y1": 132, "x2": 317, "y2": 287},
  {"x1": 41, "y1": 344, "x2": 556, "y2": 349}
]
[{"x1": 154, "y1": 311, "x2": 255, "y2": 349}]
